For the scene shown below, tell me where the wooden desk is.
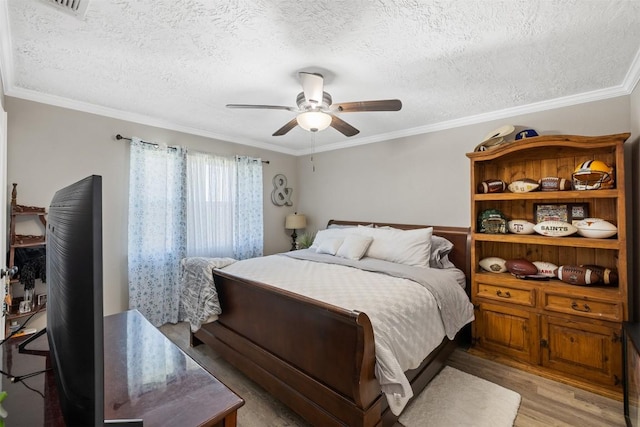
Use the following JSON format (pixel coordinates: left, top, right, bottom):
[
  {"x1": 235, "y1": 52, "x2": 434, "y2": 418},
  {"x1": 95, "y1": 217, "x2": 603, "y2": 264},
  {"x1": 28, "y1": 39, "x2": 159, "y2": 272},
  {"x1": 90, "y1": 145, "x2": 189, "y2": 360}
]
[{"x1": 2, "y1": 310, "x2": 244, "y2": 426}]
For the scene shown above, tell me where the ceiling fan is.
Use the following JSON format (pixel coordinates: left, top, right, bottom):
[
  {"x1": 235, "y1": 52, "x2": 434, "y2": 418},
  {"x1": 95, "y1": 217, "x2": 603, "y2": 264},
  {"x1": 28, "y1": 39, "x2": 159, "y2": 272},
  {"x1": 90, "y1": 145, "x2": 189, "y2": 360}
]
[{"x1": 226, "y1": 72, "x2": 402, "y2": 137}]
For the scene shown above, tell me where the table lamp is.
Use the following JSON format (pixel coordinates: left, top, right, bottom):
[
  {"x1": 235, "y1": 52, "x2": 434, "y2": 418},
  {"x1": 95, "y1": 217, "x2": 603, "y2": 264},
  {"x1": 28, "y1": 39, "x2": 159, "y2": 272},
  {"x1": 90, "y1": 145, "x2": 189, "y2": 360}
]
[{"x1": 285, "y1": 213, "x2": 307, "y2": 251}]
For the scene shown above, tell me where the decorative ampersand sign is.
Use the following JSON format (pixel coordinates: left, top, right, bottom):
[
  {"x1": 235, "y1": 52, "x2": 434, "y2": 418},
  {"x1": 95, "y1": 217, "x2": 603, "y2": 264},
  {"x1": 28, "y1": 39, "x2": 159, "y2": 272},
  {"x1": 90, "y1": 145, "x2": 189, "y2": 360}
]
[{"x1": 271, "y1": 174, "x2": 293, "y2": 206}]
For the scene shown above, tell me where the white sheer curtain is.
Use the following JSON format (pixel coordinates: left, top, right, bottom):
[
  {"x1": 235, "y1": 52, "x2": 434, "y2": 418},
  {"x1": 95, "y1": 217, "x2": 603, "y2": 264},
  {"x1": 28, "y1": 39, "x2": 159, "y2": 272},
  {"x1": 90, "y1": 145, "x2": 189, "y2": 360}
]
[
  {"x1": 128, "y1": 138, "x2": 187, "y2": 326},
  {"x1": 186, "y1": 152, "x2": 236, "y2": 257},
  {"x1": 186, "y1": 152, "x2": 263, "y2": 259}
]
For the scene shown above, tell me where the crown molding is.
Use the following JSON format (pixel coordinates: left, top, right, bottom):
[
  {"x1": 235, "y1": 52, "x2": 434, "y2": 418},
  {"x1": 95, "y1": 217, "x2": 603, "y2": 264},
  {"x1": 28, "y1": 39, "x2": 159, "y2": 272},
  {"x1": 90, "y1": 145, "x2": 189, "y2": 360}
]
[
  {"x1": 4, "y1": 86, "x2": 299, "y2": 155},
  {"x1": 623, "y1": 46, "x2": 640, "y2": 94},
  {"x1": 0, "y1": 0, "x2": 13, "y2": 97},
  {"x1": 5, "y1": 81, "x2": 632, "y2": 157},
  {"x1": 299, "y1": 83, "x2": 631, "y2": 155},
  {"x1": 2, "y1": 0, "x2": 639, "y2": 158}
]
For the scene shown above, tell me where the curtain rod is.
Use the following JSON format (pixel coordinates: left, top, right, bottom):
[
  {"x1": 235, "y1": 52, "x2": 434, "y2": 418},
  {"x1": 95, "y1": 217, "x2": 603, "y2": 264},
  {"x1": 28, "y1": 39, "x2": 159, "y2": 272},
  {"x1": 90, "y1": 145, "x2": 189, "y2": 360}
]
[{"x1": 115, "y1": 134, "x2": 270, "y2": 164}]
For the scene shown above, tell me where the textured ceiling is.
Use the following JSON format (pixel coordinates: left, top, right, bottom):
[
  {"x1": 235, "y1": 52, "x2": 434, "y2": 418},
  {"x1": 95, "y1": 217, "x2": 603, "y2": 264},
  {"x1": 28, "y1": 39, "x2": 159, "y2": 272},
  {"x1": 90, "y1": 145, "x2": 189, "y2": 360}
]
[{"x1": 1, "y1": 0, "x2": 640, "y2": 155}]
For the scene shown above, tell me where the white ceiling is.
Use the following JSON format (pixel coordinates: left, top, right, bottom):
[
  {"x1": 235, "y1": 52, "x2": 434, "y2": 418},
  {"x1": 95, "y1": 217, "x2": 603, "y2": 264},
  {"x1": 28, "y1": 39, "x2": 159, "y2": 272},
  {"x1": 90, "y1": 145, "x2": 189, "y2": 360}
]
[{"x1": 1, "y1": 0, "x2": 640, "y2": 155}]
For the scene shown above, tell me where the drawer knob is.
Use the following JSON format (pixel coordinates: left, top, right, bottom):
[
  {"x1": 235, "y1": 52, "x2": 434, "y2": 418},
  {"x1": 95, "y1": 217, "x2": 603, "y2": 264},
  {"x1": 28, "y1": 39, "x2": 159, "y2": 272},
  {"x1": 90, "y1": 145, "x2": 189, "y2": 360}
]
[
  {"x1": 496, "y1": 290, "x2": 511, "y2": 298},
  {"x1": 571, "y1": 301, "x2": 591, "y2": 312}
]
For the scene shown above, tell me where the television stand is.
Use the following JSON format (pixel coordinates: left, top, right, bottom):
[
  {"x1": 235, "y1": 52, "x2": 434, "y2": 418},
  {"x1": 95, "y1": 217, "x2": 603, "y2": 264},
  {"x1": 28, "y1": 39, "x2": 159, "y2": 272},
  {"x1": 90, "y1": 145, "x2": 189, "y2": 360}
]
[{"x1": 3, "y1": 310, "x2": 244, "y2": 426}]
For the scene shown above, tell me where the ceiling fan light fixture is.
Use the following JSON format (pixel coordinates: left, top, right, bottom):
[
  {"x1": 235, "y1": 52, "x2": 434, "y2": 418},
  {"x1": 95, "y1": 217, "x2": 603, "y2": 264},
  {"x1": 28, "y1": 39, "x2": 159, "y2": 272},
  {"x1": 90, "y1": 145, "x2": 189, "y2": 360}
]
[
  {"x1": 227, "y1": 72, "x2": 400, "y2": 137},
  {"x1": 296, "y1": 111, "x2": 332, "y2": 132}
]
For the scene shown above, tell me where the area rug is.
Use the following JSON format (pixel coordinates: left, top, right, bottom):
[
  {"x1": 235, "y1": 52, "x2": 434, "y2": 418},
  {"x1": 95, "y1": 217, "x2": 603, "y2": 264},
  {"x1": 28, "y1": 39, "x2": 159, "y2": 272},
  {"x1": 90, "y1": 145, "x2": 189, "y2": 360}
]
[{"x1": 399, "y1": 366, "x2": 521, "y2": 427}]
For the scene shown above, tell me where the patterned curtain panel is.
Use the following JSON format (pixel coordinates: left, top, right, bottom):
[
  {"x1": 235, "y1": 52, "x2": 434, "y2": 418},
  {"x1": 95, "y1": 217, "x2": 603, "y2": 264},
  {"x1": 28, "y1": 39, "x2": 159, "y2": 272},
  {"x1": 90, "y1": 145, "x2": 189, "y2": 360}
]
[
  {"x1": 234, "y1": 156, "x2": 263, "y2": 259},
  {"x1": 128, "y1": 138, "x2": 187, "y2": 326}
]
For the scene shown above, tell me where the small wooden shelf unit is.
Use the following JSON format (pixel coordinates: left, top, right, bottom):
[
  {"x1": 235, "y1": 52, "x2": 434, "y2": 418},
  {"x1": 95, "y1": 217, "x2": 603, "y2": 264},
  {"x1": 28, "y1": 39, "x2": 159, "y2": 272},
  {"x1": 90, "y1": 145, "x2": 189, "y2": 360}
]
[
  {"x1": 467, "y1": 133, "x2": 629, "y2": 399},
  {"x1": 6, "y1": 183, "x2": 47, "y2": 336}
]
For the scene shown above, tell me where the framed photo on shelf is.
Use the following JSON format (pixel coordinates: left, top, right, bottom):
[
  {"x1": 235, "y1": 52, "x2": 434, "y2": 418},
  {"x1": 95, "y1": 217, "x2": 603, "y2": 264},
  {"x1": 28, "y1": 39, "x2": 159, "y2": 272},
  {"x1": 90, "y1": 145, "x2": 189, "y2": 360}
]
[
  {"x1": 37, "y1": 293, "x2": 47, "y2": 307},
  {"x1": 534, "y1": 203, "x2": 589, "y2": 225}
]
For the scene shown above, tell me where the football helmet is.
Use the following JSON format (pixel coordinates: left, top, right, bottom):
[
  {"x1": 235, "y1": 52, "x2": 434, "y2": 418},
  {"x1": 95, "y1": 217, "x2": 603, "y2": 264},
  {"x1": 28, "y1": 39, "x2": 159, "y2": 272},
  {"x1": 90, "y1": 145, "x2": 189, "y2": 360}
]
[
  {"x1": 572, "y1": 160, "x2": 614, "y2": 190},
  {"x1": 473, "y1": 125, "x2": 515, "y2": 152}
]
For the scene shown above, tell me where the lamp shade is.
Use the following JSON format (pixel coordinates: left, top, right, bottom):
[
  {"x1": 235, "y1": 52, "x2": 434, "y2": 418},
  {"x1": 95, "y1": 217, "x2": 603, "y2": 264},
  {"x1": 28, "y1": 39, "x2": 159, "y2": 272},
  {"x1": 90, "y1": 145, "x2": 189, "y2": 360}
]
[
  {"x1": 285, "y1": 213, "x2": 307, "y2": 230},
  {"x1": 296, "y1": 111, "x2": 332, "y2": 132}
]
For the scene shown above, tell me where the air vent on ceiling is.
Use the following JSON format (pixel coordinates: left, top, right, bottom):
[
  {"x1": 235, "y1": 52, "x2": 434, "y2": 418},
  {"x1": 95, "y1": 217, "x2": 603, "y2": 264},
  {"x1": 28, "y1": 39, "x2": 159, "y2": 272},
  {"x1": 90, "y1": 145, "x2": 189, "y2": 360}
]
[{"x1": 42, "y1": 0, "x2": 90, "y2": 18}]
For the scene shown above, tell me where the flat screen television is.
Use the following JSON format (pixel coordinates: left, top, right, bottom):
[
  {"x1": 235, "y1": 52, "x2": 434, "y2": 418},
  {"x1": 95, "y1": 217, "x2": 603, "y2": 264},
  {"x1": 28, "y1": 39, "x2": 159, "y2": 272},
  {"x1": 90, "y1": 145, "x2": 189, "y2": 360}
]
[
  {"x1": 21, "y1": 175, "x2": 142, "y2": 426},
  {"x1": 46, "y1": 174, "x2": 104, "y2": 425}
]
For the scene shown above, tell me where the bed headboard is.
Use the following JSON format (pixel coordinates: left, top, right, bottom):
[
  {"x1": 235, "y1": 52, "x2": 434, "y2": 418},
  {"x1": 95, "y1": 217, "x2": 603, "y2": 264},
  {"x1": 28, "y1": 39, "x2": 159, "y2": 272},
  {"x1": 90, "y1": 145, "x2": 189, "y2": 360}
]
[{"x1": 326, "y1": 220, "x2": 471, "y2": 290}]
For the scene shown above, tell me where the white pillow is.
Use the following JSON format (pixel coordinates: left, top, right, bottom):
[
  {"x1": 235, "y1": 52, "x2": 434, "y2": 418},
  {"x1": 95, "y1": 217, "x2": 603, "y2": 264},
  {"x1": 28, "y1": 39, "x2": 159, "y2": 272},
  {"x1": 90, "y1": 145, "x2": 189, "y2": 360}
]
[
  {"x1": 374, "y1": 226, "x2": 454, "y2": 269},
  {"x1": 310, "y1": 228, "x2": 349, "y2": 250},
  {"x1": 358, "y1": 226, "x2": 433, "y2": 267},
  {"x1": 430, "y1": 235, "x2": 455, "y2": 268},
  {"x1": 310, "y1": 227, "x2": 367, "y2": 250},
  {"x1": 336, "y1": 235, "x2": 373, "y2": 260},
  {"x1": 327, "y1": 223, "x2": 373, "y2": 229},
  {"x1": 316, "y1": 237, "x2": 344, "y2": 255}
]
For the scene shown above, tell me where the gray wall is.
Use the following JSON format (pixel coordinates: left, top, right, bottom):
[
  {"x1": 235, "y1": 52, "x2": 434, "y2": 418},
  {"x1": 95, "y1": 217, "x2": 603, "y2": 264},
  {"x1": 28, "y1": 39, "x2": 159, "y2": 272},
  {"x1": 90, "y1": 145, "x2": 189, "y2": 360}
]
[
  {"x1": 5, "y1": 97, "x2": 298, "y2": 316},
  {"x1": 5, "y1": 93, "x2": 637, "y2": 320},
  {"x1": 296, "y1": 96, "x2": 631, "y2": 233}
]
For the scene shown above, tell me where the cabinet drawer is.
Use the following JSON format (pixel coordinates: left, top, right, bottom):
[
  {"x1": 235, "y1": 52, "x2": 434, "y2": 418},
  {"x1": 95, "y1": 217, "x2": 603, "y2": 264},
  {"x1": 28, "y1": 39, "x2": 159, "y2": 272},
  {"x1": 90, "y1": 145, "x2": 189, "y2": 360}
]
[
  {"x1": 477, "y1": 283, "x2": 535, "y2": 307},
  {"x1": 542, "y1": 293, "x2": 622, "y2": 322}
]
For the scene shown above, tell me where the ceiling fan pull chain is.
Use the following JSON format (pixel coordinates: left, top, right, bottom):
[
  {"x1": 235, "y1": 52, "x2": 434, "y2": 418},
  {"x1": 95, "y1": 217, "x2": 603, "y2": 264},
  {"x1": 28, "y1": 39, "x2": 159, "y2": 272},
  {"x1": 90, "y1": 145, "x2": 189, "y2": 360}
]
[{"x1": 311, "y1": 133, "x2": 316, "y2": 172}]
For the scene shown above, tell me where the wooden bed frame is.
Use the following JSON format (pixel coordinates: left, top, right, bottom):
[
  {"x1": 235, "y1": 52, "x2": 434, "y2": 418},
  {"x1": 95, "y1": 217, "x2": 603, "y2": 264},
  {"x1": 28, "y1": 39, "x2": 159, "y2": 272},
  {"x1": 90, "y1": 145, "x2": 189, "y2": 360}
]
[{"x1": 191, "y1": 220, "x2": 471, "y2": 427}]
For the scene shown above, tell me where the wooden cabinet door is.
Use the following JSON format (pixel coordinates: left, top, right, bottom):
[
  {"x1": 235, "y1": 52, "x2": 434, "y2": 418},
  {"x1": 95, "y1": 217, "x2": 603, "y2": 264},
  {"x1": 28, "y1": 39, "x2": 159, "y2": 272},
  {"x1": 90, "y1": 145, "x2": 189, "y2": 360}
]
[
  {"x1": 541, "y1": 315, "x2": 622, "y2": 388},
  {"x1": 475, "y1": 301, "x2": 539, "y2": 364}
]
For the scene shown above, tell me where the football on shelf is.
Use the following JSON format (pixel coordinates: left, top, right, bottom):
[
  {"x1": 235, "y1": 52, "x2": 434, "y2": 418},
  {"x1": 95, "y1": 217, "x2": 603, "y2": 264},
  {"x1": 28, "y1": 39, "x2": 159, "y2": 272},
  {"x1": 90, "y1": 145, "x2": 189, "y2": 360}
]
[
  {"x1": 556, "y1": 265, "x2": 601, "y2": 285},
  {"x1": 507, "y1": 178, "x2": 539, "y2": 193},
  {"x1": 533, "y1": 261, "x2": 558, "y2": 277},
  {"x1": 505, "y1": 259, "x2": 538, "y2": 276},
  {"x1": 574, "y1": 218, "x2": 618, "y2": 239},
  {"x1": 533, "y1": 220, "x2": 578, "y2": 237},
  {"x1": 538, "y1": 176, "x2": 572, "y2": 191},
  {"x1": 477, "y1": 179, "x2": 507, "y2": 194},
  {"x1": 581, "y1": 264, "x2": 618, "y2": 285},
  {"x1": 479, "y1": 257, "x2": 507, "y2": 273},
  {"x1": 507, "y1": 219, "x2": 536, "y2": 234}
]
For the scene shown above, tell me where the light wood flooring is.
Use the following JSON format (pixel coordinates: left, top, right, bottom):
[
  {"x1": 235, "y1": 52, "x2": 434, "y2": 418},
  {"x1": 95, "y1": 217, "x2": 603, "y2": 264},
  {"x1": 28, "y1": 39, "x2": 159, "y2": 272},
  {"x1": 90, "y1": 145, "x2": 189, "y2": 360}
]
[{"x1": 159, "y1": 322, "x2": 626, "y2": 427}]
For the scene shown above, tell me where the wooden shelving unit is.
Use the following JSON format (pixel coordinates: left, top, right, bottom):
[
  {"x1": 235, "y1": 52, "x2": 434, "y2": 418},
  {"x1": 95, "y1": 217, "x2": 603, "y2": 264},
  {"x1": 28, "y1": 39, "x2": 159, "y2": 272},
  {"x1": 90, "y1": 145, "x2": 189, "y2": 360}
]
[
  {"x1": 5, "y1": 184, "x2": 47, "y2": 336},
  {"x1": 467, "y1": 133, "x2": 630, "y2": 399}
]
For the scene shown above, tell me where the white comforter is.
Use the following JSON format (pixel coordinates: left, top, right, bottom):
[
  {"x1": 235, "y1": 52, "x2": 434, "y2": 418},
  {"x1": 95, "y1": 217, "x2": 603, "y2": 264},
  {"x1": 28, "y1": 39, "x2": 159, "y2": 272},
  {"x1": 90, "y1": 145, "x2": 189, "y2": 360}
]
[{"x1": 220, "y1": 251, "x2": 474, "y2": 415}]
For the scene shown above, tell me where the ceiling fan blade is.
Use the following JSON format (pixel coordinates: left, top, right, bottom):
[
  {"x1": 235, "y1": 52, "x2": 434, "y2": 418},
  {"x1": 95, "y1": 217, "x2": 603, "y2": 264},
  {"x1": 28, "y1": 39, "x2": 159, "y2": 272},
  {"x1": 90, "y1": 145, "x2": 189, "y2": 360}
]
[
  {"x1": 330, "y1": 115, "x2": 360, "y2": 137},
  {"x1": 331, "y1": 99, "x2": 402, "y2": 113},
  {"x1": 226, "y1": 104, "x2": 297, "y2": 112},
  {"x1": 299, "y1": 72, "x2": 324, "y2": 105},
  {"x1": 272, "y1": 117, "x2": 299, "y2": 136}
]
